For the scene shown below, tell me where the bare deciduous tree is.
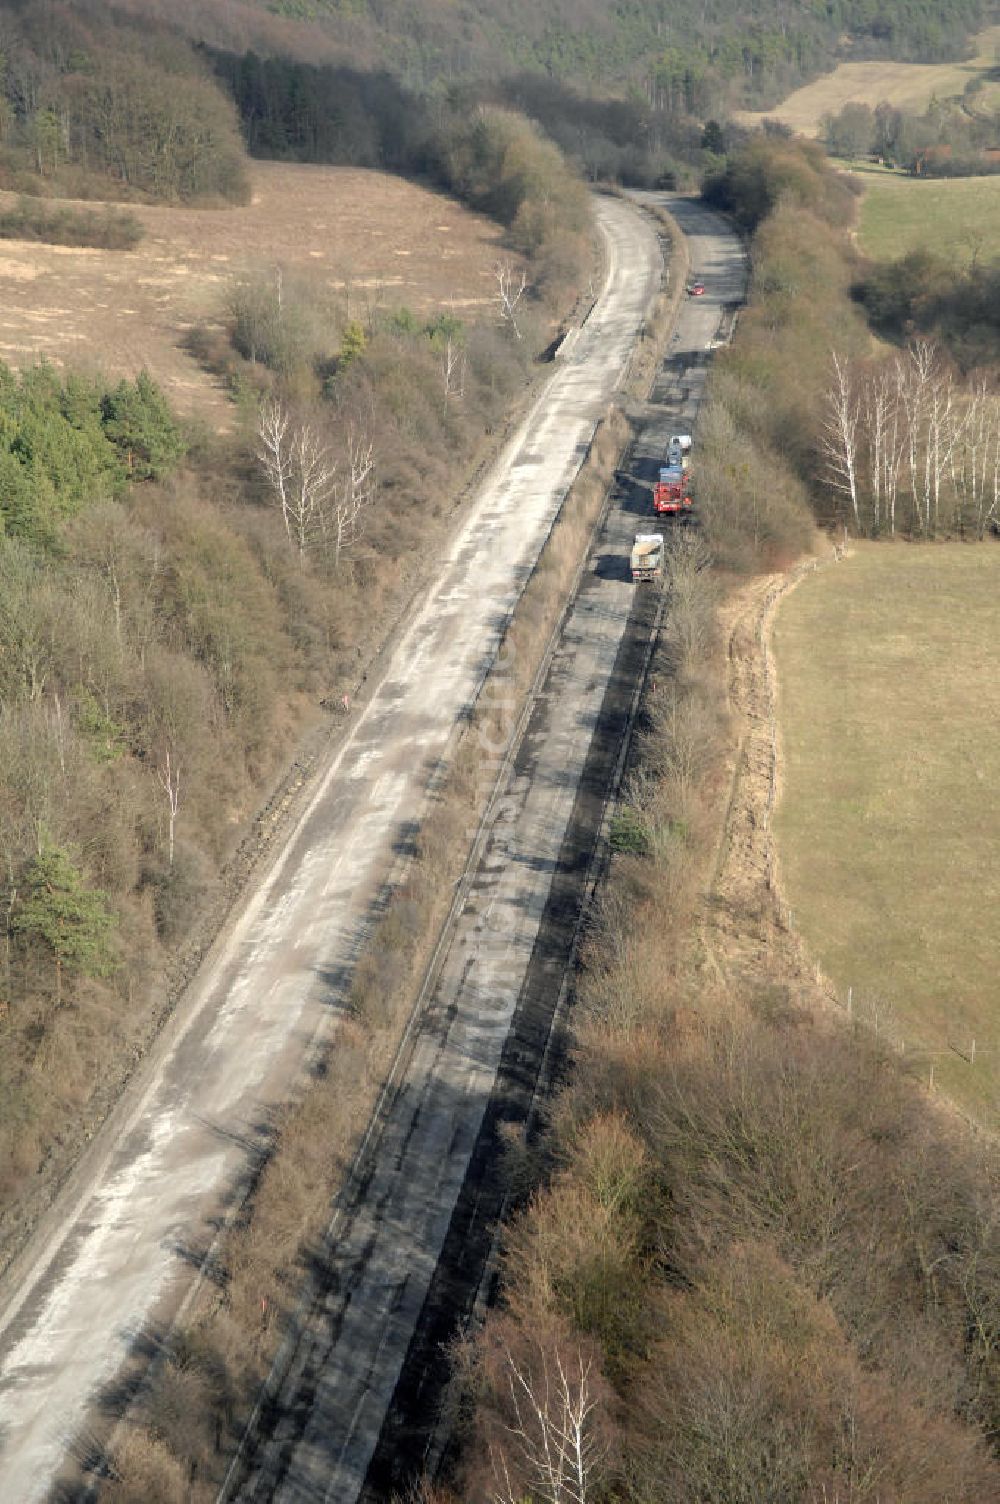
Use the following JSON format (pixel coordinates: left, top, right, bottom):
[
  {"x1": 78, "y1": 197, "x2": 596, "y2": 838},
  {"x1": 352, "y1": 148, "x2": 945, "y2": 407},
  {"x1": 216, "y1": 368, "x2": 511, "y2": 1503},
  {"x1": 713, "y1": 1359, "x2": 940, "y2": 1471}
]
[
  {"x1": 489, "y1": 1337, "x2": 606, "y2": 1504},
  {"x1": 156, "y1": 746, "x2": 181, "y2": 868},
  {"x1": 441, "y1": 335, "x2": 466, "y2": 411},
  {"x1": 897, "y1": 338, "x2": 937, "y2": 533},
  {"x1": 821, "y1": 352, "x2": 862, "y2": 530},
  {"x1": 327, "y1": 425, "x2": 376, "y2": 571},
  {"x1": 494, "y1": 259, "x2": 529, "y2": 341},
  {"x1": 256, "y1": 398, "x2": 338, "y2": 561},
  {"x1": 825, "y1": 342, "x2": 1000, "y2": 538}
]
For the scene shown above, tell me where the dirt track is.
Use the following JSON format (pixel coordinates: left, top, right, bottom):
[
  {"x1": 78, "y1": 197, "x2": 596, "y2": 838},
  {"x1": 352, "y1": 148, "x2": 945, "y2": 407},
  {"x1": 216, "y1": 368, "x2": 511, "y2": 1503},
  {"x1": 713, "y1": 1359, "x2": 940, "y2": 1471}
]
[{"x1": 705, "y1": 550, "x2": 847, "y2": 989}]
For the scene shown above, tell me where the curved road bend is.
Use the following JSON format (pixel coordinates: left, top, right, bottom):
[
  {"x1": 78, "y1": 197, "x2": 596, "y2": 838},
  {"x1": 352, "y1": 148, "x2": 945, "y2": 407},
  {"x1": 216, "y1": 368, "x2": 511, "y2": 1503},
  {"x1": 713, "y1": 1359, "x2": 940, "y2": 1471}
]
[
  {"x1": 231, "y1": 193, "x2": 747, "y2": 1502},
  {"x1": 0, "y1": 195, "x2": 661, "y2": 1503}
]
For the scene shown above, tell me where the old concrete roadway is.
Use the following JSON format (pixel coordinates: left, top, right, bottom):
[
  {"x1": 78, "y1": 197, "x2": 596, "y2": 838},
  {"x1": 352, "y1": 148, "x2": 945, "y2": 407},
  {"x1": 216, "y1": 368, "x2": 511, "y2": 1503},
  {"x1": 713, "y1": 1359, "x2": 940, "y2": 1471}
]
[
  {"x1": 0, "y1": 194, "x2": 742, "y2": 1503},
  {"x1": 0, "y1": 194, "x2": 656, "y2": 1501},
  {"x1": 230, "y1": 194, "x2": 746, "y2": 1502}
]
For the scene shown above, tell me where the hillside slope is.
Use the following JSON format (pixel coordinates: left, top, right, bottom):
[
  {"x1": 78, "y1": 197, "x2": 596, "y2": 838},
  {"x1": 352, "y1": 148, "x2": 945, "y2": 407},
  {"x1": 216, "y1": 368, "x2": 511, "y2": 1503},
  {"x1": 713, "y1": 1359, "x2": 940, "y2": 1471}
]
[{"x1": 84, "y1": 0, "x2": 994, "y2": 108}]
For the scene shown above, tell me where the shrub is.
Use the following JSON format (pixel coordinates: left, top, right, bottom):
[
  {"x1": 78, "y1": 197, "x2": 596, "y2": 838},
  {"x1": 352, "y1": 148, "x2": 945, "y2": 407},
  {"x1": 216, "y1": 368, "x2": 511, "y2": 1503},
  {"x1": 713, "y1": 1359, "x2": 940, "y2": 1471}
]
[{"x1": 0, "y1": 198, "x2": 144, "y2": 249}]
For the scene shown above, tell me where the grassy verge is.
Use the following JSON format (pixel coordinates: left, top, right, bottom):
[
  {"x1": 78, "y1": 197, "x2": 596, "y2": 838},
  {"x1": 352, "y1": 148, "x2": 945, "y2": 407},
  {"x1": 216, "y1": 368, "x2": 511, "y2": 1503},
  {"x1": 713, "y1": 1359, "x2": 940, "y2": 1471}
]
[
  {"x1": 99, "y1": 208, "x2": 681, "y2": 1502},
  {"x1": 772, "y1": 541, "x2": 1000, "y2": 1123},
  {"x1": 856, "y1": 170, "x2": 1000, "y2": 259}
]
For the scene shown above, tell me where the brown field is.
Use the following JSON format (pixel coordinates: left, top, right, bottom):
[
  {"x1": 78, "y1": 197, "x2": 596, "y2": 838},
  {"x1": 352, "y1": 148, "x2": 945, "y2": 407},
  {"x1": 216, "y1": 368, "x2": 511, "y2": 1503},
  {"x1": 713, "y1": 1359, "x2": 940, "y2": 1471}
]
[
  {"x1": 736, "y1": 24, "x2": 1000, "y2": 136},
  {"x1": 0, "y1": 161, "x2": 509, "y2": 428},
  {"x1": 772, "y1": 543, "x2": 1000, "y2": 1124}
]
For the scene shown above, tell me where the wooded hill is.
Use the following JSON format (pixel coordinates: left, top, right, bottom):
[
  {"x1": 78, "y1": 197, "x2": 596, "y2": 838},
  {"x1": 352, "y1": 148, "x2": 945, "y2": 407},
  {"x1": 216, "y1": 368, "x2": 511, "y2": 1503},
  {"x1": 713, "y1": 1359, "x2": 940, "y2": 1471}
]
[
  {"x1": 2, "y1": 0, "x2": 993, "y2": 206},
  {"x1": 110, "y1": 0, "x2": 994, "y2": 114}
]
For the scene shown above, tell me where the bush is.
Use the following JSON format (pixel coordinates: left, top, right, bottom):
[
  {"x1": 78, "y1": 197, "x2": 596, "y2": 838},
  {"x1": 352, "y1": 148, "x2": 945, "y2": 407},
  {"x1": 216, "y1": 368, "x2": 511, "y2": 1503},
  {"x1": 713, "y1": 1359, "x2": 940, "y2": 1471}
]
[
  {"x1": 609, "y1": 806, "x2": 651, "y2": 855},
  {"x1": 702, "y1": 136, "x2": 854, "y2": 233},
  {"x1": 145, "y1": 849, "x2": 211, "y2": 943},
  {"x1": 0, "y1": 198, "x2": 144, "y2": 249}
]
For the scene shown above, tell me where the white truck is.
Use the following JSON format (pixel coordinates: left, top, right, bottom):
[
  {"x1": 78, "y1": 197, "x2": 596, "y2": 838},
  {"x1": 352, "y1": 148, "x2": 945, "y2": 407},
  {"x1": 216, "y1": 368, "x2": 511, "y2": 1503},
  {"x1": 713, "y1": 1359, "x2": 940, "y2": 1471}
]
[
  {"x1": 666, "y1": 433, "x2": 693, "y2": 469},
  {"x1": 631, "y1": 532, "x2": 664, "y2": 583}
]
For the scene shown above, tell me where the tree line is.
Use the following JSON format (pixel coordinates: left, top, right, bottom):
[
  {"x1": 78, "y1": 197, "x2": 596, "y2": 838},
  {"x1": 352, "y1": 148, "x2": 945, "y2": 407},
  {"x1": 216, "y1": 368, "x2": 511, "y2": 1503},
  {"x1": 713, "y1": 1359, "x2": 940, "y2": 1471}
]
[
  {"x1": 824, "y1": 95, "x2": 1000, "y2": 175},
  {"x1": 856, "y1": 251, "x2": 1000, "y2": 370},
  {"x1": 208, "y1": 50, "x2": 589, "y2": 263},
  {"x1": 823, "y1": 342, "x2": 1000, "y2": 536},
  {"x1": 1, "y1": 0, "x2": 989, "y2": 213},
  {"x1": 695, "y1": 134, "x2": 1000, "y2": 555}
]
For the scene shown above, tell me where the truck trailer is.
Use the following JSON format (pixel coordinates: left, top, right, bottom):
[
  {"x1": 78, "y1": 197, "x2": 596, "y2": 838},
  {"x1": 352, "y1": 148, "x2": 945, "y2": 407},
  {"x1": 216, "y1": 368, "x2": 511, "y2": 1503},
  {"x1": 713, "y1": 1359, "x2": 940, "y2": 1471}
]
[{"x1": 631, "y1": 532, "x2": 664, "y2": 582}]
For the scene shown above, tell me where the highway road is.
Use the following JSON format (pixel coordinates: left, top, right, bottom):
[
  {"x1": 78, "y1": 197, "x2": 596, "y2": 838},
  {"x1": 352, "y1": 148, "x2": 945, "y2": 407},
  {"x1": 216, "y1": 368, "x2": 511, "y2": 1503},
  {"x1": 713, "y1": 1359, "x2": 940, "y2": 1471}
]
[
  {"x1": 228, "y1": 192, "x2": 747, "y2": 1502},
  {"x1": 0, "y1": 193, "x2": 664, "y2": 1503}
]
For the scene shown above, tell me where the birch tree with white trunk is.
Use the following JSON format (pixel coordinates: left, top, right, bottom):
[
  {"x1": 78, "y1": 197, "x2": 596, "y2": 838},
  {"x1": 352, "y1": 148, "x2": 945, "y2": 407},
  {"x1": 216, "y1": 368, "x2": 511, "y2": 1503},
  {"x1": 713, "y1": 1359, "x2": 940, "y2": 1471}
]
[
  {"x1": 821, "y1": 352, "x2": 862, "y2": 531},
  {"x1": 494, "y1": 259, "x2": 529, "y2": 341},
  {"x1": 156, "y1": 745, "x2": 181, "y2": 869},
  {"x1": 256, "y1": 398, "x2": 338, "y2": 560},
  {"x1": 327, "y1": 424, "x2": 376, "y2": 571},
  {"x1": 489, "y1": 1339, "x2": 606, "y2": 1504},
  {"x1": 441, "y1": 335, "x2": 466, "y2": 412}
]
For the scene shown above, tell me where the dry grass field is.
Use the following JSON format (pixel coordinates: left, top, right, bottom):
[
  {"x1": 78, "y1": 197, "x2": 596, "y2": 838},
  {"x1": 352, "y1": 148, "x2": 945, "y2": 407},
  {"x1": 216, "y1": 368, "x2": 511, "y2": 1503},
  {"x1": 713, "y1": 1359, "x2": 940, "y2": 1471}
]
[
  {"x1": 854, "y1": 166, "x2": 1000, "y2": 258},
  {"x1": 736, "y1": 24, "x2": 1000, "y2": 136},
  {"x1": 772, "y1": 543, "x2": 1000, "y2": 1124},
  {"x1": 0, "y1": 161, "x2": 509, "y2": 428}
]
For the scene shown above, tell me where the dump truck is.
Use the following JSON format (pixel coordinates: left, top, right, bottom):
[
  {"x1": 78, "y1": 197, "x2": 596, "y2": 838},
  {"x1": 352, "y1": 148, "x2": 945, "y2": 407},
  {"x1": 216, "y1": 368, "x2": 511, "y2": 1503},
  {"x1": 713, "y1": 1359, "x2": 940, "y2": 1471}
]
[
  {"x1": 631, "y1": 532, "x2": 664, "y2": 583},
  {"x1": 653, "y1": 465, "x2": 692, "y2": 515}
]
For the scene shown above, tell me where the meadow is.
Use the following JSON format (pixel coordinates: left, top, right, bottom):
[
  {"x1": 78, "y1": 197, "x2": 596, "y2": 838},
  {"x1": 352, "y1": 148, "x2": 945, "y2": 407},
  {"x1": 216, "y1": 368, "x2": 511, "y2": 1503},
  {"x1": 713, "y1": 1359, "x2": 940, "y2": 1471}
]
[
  {"x1": 0, "y1": 161, "x2": 509, "y2": 429},
  {"x1": 772, "y1": 542, "x2": 1000, "y2": 1123},
  {"x1": 854, "y1": 165, "x2": 1000, "y2": 258}
]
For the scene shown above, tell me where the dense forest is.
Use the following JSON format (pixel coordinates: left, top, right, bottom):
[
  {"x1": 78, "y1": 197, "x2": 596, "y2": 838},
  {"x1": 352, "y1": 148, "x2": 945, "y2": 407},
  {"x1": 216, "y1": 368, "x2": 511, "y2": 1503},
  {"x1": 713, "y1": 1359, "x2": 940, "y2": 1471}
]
[
  {"x1": 0, "y1": 1, "x2": 249, "y2": 200},
  {"x1": 111, "y1": 0, "x2": 995, "y2": 110},
  {"x1": 208, "y1": 47, "x2": 692, "y2": 191}
]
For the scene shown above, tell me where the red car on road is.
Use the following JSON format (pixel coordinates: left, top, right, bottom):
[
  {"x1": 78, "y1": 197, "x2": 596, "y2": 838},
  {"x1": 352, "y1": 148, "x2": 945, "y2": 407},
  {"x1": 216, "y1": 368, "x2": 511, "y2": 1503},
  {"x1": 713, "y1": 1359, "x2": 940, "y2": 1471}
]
[{"x1": 688, "y1": 279, "x2": 706, "y2": 296}]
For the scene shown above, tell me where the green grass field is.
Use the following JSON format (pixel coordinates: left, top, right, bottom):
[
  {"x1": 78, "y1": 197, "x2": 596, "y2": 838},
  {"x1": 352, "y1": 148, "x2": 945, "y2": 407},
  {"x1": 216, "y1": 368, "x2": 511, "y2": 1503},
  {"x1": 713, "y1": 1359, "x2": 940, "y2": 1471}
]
[
  {"x1": 856, "y1": 169, "x2": 1000, "y2": 260},
  {"x1": 772, "y1": 544, "x2": 1000, "y2": 1124}
]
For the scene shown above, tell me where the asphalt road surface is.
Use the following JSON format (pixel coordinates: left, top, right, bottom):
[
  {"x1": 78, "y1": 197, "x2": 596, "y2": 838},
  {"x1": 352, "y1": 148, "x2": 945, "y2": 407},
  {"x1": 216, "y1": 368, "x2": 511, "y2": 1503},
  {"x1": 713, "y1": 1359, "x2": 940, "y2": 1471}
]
[
  {"x1": 0, "y1": 194, "x2": 664, "y2": 1503},
  {"x1": 228, "y1": 193, "x2": 747, "y2": 1502}
]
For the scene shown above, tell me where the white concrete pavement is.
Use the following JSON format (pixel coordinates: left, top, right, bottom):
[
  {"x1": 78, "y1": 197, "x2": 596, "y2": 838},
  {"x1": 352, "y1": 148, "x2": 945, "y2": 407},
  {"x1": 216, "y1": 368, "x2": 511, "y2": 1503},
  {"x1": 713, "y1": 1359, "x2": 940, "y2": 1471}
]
[{"x1": 0, "y1": 195, "x2": 661, "y2": 1503}]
